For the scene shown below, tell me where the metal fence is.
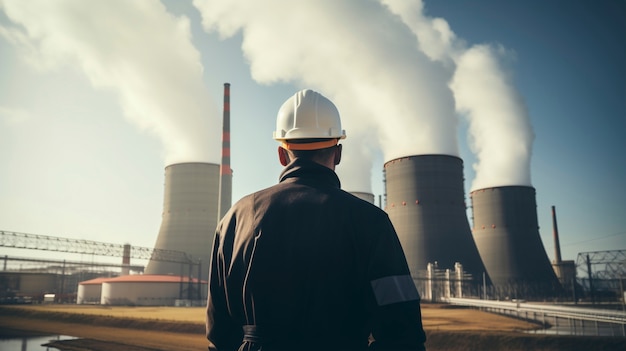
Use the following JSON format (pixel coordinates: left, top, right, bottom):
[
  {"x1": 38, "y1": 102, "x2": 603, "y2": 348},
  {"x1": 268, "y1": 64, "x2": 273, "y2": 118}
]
[
  {"x1": 446, "y1": 297, "x2": 626, "y2": 337},
  {"x1": 415, "y1": 262, "x2": 625, "y2": 304}
]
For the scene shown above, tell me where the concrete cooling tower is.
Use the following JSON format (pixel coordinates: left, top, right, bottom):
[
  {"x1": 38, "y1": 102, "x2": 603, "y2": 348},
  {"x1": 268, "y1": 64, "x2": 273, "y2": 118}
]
[
  {"x1": 384, "y1": 155, "x2": 487, "y2": 279},
  {"x1": 470, "y1": 186, "x2": 560, "y2": 292},
  {"x1": 145, "y1": 162, "x2": 220, "y2": 281}
]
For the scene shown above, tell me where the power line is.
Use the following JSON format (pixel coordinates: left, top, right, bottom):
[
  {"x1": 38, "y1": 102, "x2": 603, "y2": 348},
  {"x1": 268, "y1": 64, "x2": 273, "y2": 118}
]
[{"x1": 560, "y1": 230, "x2": 626, "y2": 247}]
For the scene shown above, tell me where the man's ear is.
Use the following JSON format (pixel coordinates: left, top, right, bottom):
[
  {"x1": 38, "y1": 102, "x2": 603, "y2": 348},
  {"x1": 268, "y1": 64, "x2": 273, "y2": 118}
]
[
  {"x1": 334, "y1": 144, "x2": 342, "y2": 165},
  {"x1": 278, "y1": 146, "x2": 290, "y2": 166}
]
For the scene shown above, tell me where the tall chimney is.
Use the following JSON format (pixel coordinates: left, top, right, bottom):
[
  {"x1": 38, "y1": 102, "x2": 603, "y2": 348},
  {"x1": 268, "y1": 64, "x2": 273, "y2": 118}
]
[
  {"x1": 552, "y1": 205, "x2": 562, "y2": 263},
  {"x1": 121, "y1": 243, "x2": 131, "y2": 276},
  {"x1": 218, "y1": 83, "x2": 233, "y2": 221}
]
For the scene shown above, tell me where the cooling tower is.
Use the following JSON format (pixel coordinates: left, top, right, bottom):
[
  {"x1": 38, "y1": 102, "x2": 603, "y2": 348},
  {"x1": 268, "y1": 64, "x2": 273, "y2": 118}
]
[
  {"x1": 470, "y1": 186, "x2": 560, "y2": 291},
  {"x1": 145, "y1": 162, "x2": 220, "y2": 281},
  {"x1": 384, "y1": 155, "x2": 487, "y2": 279}
]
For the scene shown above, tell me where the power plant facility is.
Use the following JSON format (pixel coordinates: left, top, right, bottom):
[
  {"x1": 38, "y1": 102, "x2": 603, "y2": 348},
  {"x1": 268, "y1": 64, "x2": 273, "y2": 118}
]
[
  {"x1": 1, "y1": 0, "x2": 625, "y2": 342},
  {"x1": 1, "y1": 83, "x2": 624, "y2": 323}
]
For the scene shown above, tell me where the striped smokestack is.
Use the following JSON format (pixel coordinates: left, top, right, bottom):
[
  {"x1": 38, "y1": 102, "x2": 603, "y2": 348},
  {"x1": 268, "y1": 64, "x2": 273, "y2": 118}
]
[
  {"x1": 218, "y1": 83, "x2": 233, "y2": 220},
  {"x1": 121, "y1": 243, "x2": 130, "y2": 276}
]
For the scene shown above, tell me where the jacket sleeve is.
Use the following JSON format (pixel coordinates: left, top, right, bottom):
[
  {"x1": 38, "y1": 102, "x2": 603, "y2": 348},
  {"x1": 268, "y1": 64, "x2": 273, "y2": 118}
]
[
  {"x1": 366, "y1": 215, "x2": 427, "y2": 351},
  {"x1": 206, "y1": 220, "x2": 241, "y2": 351}
]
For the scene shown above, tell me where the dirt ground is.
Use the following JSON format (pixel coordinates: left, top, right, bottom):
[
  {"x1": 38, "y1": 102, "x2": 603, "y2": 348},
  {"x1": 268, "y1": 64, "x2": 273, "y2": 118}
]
[
  {"x1": 1, "y1": 304, "x2": 624, "y2": 351},
  {"x1": 0, "y1": 318, "x2": 205, "y2": 351},
  {"x1": 0, "y1": 303, "x2": 541, "y2": 331}
]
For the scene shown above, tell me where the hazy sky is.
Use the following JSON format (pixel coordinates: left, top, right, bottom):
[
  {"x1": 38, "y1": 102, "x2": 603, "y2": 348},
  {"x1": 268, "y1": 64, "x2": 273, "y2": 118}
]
[{"x1": 0, "y1": 0, "x2": 624, "y2": 267}]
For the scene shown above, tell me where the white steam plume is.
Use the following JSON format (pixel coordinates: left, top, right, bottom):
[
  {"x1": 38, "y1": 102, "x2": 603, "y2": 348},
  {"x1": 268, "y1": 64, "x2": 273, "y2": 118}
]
[
  {"x1": 0, "y1": 0, "x2": 221, "y2": 165},
  {"x1": 373, "y1": 0, "x2": 535, "y2": 191},
  {"x1": 381, "y1": 0, "x2": 463, "y2": 63},
  {"x1": 450, "y1": 45, "x2": 534, "y2": 190},
  {"x1": 193, "y1": 0, "x2": 460, "y2": 192}
]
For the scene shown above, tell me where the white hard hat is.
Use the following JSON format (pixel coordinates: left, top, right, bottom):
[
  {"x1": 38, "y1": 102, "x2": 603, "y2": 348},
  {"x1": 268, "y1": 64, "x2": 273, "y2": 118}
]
[{"x1": 273, "y1": 89, "x2": 346, "y2": 150}]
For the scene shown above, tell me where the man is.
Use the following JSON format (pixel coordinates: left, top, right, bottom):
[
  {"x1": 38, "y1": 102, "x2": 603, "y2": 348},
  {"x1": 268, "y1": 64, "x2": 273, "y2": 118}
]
[{"x1": 206, "y1": 89, "x2": 426, "y2": 351}]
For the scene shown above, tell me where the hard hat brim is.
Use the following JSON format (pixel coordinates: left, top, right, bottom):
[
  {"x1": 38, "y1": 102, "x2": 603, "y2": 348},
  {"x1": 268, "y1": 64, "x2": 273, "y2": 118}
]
[{"x1": 281, "y1": 139, "x2": 339, "y2": 151}]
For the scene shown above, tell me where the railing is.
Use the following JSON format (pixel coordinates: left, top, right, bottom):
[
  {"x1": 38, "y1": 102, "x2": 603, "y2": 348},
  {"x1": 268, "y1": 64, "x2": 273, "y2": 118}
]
[{"x1": 446, "y1": 297, "x2": 626, "y2": 337}]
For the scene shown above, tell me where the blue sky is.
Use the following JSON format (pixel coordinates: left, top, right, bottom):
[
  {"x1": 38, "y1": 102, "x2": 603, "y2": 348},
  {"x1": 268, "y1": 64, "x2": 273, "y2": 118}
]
[{"x1": 0, "y1": 0, "x2": 624, "y2": 267}]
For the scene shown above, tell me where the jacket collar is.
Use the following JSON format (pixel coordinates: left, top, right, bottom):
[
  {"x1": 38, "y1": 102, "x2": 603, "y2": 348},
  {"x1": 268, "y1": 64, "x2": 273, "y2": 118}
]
[{"x1": 279, "y1": 158, "x2": 341, "y2": 189}]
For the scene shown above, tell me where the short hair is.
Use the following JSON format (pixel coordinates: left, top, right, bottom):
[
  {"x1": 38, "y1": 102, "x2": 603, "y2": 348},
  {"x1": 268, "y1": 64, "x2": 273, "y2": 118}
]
[
  {"x1": 284, "y1": 138, "x2": 339, "y2": 162},
  {"x1": 290, "y1": 145, "x2": 337, "y2": 161}
]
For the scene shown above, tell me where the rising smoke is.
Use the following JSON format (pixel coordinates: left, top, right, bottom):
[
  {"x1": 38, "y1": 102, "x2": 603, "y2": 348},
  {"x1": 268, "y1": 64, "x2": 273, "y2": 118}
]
[
  {"x1": 193, "y1": 0, "x2": 460, "y2": 192},
  {"x1": 0, "y1": 0, "x2": 221, "y2": 165},
  {"x1": 384, "y1": 0, "x2": 534, "y2": 190},
  {"x1": 1, "y1": 0, "x2": 534, "y2": 193},
  {"x1": 450, "y1": 45, "x2": 534, "y2": 190},
  {"x1": 194, "y1": 0, "x2": 534, "y2": 192}
]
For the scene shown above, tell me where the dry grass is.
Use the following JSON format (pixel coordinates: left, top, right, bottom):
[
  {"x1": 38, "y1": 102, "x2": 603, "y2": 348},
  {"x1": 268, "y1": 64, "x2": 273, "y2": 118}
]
[
  {"x1": 0, "y1": 303, "x2": 540, "y2": 332},
  {"x1": 5, "y1": 304, "x2": 205, "y2": 322},
  {"x1": 421, "y1": 304, "x2": 539, "y2": 332},
  {"x1": 1, "y1": 304, "x2": 624, "y2": 351}
]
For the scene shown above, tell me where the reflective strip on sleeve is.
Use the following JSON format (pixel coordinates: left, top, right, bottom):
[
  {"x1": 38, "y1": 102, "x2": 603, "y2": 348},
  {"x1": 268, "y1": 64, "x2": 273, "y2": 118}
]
[{"x1": 370, "y1": 275, "x2": 420, "y2": 306}]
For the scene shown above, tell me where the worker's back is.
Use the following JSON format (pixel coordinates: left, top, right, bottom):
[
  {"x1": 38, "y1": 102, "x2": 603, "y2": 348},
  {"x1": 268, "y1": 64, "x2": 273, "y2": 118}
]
[{"x1": 207, "y1": 159, "x2": 423, "y2": 350}]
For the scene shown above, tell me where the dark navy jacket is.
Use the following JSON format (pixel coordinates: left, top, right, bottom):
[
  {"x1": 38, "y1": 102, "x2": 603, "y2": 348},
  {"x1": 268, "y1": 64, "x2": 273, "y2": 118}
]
[{"x1": 206, "y1": 158, "x2": 426, "y2": 351}]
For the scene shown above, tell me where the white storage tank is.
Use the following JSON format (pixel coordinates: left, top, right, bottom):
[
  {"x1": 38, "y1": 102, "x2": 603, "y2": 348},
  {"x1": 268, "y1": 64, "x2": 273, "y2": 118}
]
[
  {"x1": 77, "y1": 277, "x2": 108, "y2": 304},
  {"x1": 100, "y1": 274, "x2": 207, "y2": 306}
]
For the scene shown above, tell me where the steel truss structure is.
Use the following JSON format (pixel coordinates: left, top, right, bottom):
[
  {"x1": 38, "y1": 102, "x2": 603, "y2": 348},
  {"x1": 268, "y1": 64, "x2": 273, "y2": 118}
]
[
  {"x1": 1, "y1": 230, "x2": 208, "y2": 302},
  {"x1": 0, "y1": 230, "x2": 195, "y2": 264},
  {"x1": 576, "y1": 249, "x2": 625, "y2": 302},
  {"x1": 577, "y1": 250, "x2": 626, "y2": 280}
]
